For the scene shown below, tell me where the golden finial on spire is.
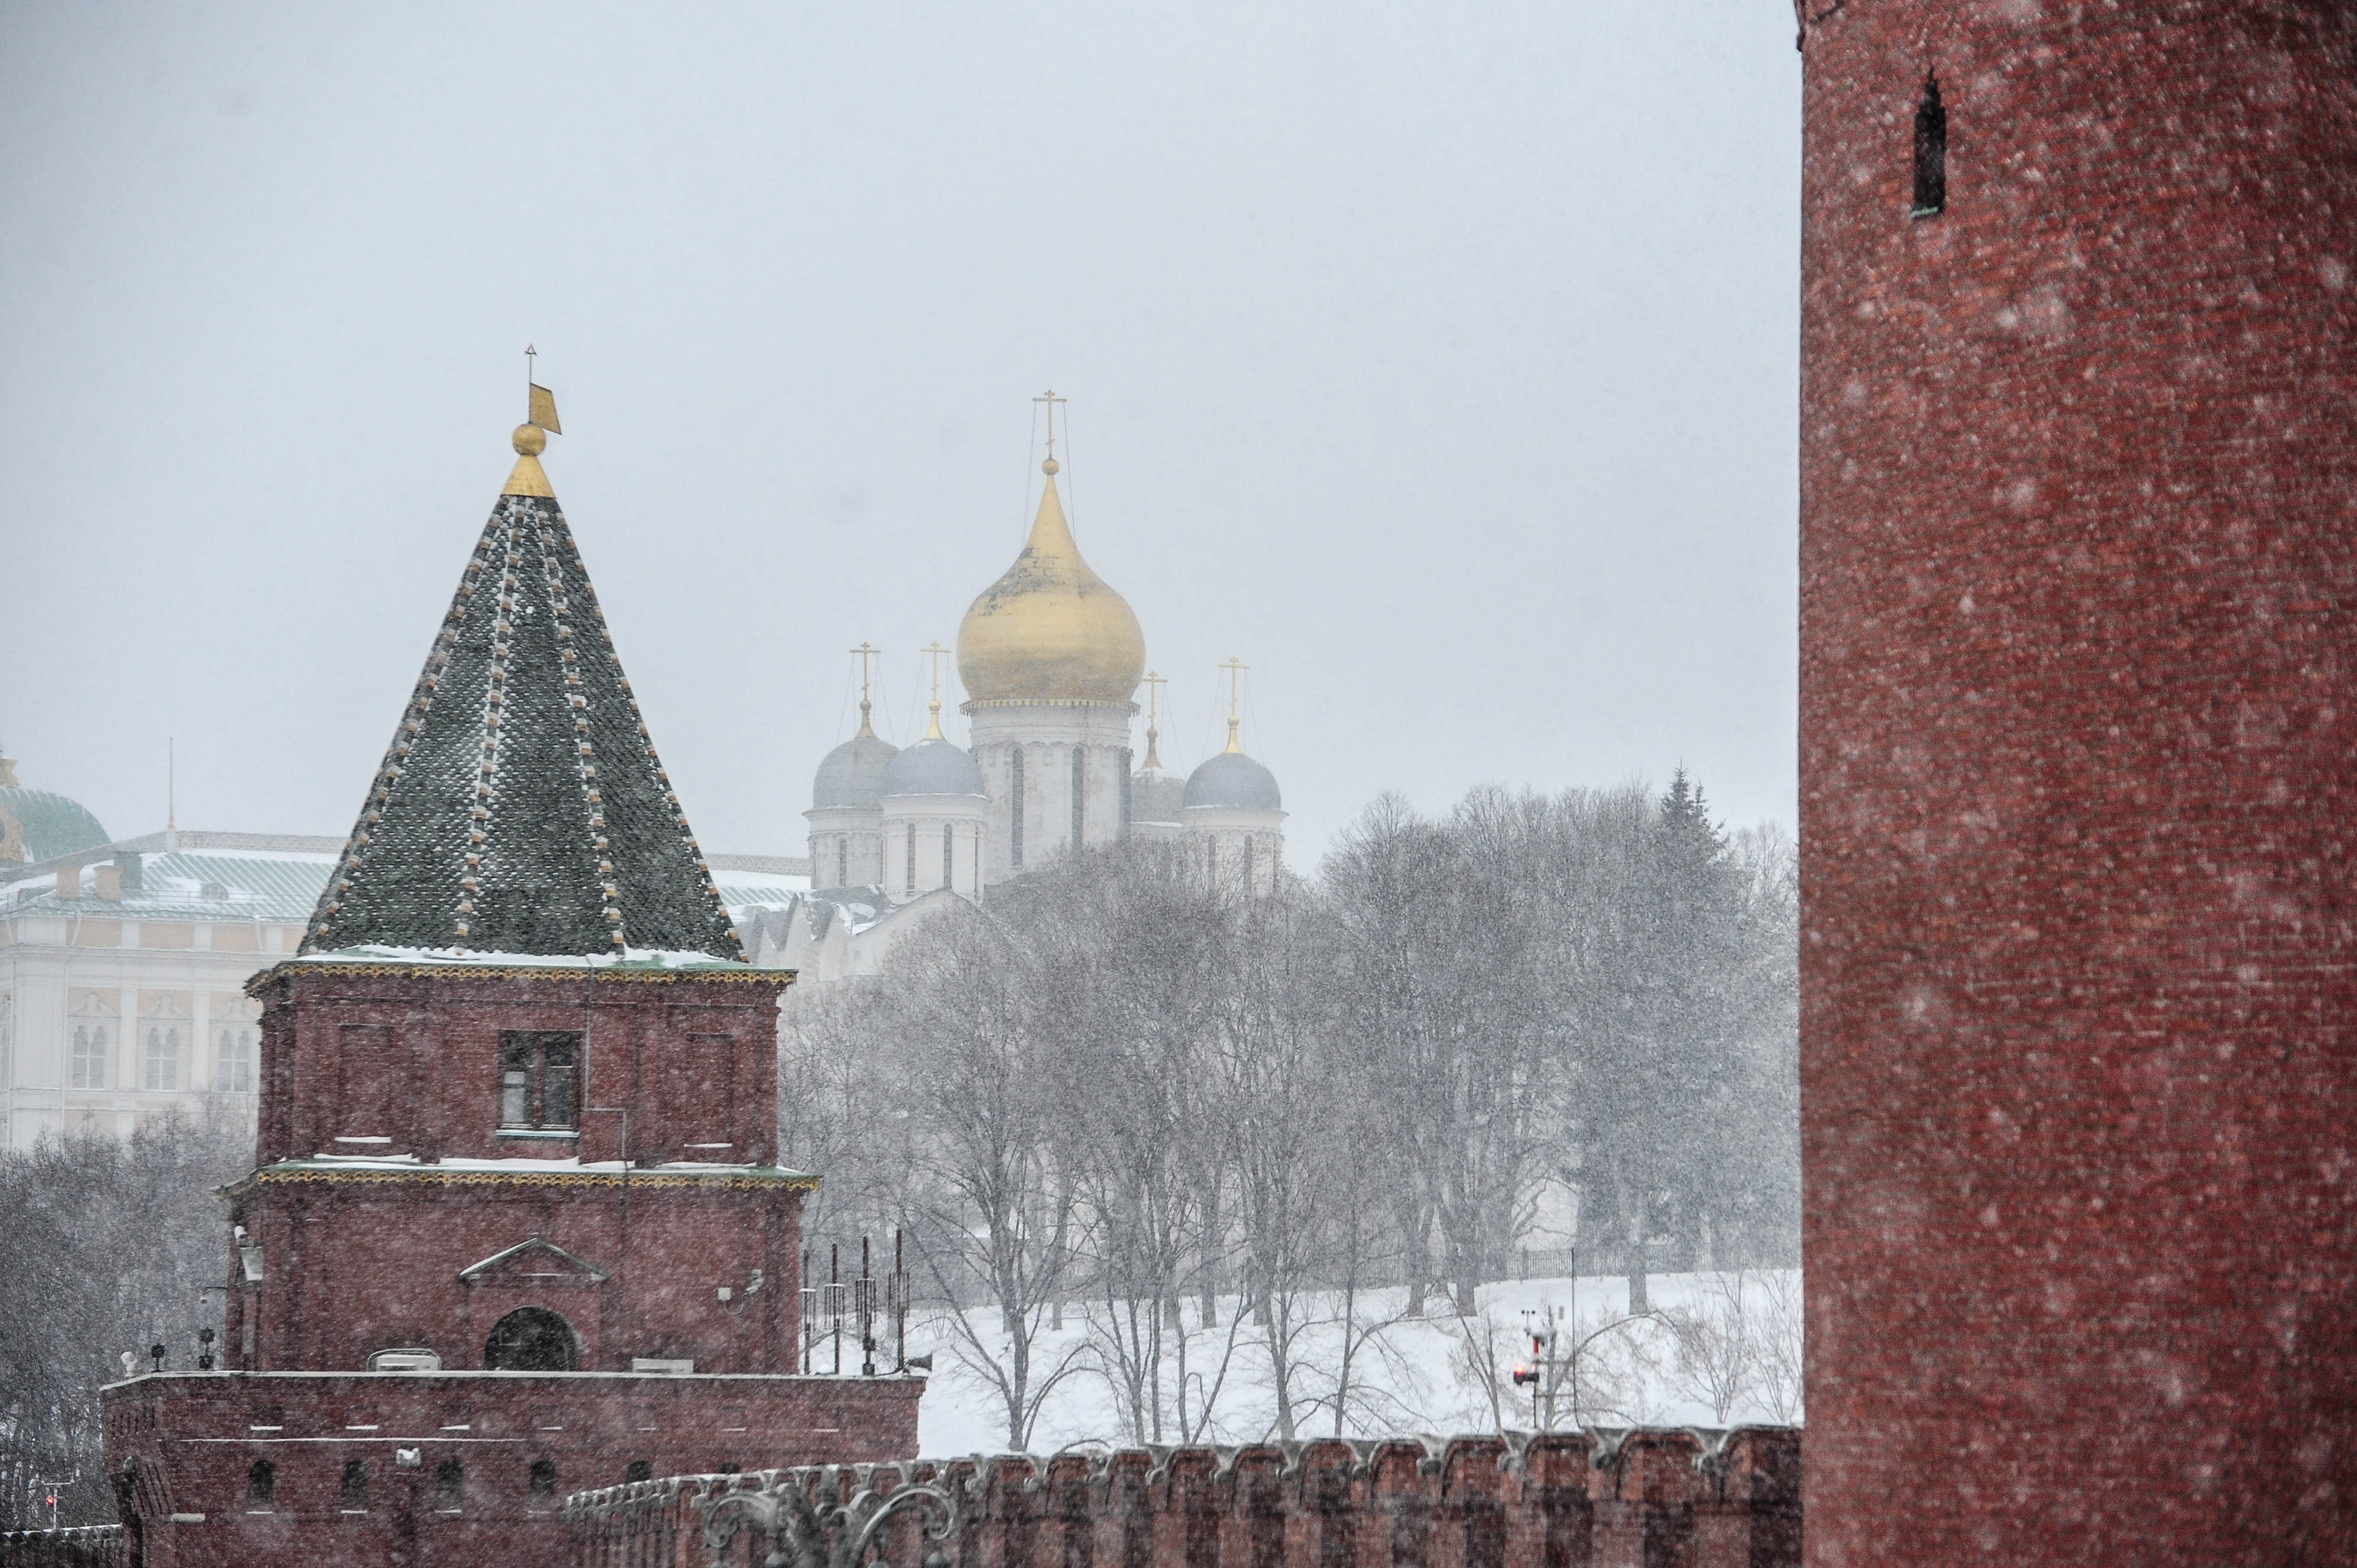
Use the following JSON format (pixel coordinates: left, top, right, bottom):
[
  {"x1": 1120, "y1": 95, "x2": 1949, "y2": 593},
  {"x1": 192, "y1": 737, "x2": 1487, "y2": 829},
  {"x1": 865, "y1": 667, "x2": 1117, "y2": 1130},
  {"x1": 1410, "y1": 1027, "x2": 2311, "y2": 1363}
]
[
  {"x1": 850, "y1": 643, "x2": 881, "y2": 737},
  {"x1": 1219, "y1": 657, "x2": 1249, "y2": 753},
  {"x1": 1034, "y1": 388, "x2": 1067, "y2": 476},
  {"x1": 504, "y1": 346, "x2": 561, "y2": 497},
  {"x1": 920, "y1": 641, "x2": 950, "y2": 740},
  {"x1": 1142, "y1": 670, "x2": 1167, "y2": 771}
]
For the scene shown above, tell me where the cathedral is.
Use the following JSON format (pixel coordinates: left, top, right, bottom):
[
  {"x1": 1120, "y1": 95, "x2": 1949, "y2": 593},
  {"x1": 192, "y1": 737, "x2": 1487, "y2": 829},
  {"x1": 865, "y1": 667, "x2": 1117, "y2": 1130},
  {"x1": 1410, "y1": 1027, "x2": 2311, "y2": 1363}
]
[{"x1": 742, "y1": 415, "x2": 1286, "y2": 987}]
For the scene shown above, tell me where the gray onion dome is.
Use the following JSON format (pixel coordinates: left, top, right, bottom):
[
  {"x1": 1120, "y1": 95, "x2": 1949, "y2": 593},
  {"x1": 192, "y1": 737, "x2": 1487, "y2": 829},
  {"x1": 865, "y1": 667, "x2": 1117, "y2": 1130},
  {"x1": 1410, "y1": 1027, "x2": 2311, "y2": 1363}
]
[
  {"x1": 882, "y1": 737, "x2": 985, "y2": 798},
  {"x1": 1183, "y1": 749, "x2": 1281, "y2": 811},
  {"x1": 813, "y1": 731, "x2": 900, "y2": 810},
  {"x1": 1132, "y1": 768, "x2": 1186, "y2": 824}
]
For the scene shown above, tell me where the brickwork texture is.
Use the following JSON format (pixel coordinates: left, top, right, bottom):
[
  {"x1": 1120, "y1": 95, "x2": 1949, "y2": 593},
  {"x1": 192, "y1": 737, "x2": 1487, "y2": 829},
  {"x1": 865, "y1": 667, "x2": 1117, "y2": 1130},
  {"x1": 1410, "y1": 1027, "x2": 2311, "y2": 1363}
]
[{"x1": 1799, "y1": 3, "x2": 2357, "y2": 1561}]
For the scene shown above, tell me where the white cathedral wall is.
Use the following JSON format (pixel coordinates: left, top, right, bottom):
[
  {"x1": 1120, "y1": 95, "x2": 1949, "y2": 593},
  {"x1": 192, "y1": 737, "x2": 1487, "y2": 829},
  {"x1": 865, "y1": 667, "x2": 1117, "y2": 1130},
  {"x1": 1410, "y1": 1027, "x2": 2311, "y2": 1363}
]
[
  {"x1": 965, "y1": 702, "x2": 1136, "y2": 884},
  {"x1": 1181, "y1": 807, "x2": 1287, "y2": 896},
  {"x1": 804, "y1": 806, "x2": 886, "y2": 890},
  {"x1": 878, "y1": 799, "x2": 987, "y2": 904}
]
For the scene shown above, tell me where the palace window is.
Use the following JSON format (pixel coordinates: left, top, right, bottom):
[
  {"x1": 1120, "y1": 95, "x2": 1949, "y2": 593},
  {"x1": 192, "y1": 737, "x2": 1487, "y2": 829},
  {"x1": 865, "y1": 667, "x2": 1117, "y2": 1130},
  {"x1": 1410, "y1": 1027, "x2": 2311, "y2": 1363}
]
[
  {"x1": 144, "y1": 1027, "x2": 181, "y2": 1092},
  {"x1": 215, "y1": 1028, "x2": 255, "y2": 1093},
  {"x1": 529, "y1": 1459, "x2": 558, "y2": 1502},
  {"x1": 71, "y1": 1026, "x2": 109, "y2": 1090},
  {"x1": 434, "y1": 1458, "x2": 463, "y2": 1513},
  {"x1": 341, "y1": 1458, "x2": 369, "y2": 1512},
  {"x1": 498, "y1": 1032, "x2": 580, "y2": 1130},
  {"x1": 625, "y1": 1460, "x2": 653, "y2": 1484},
  {"x1": 246, "y1": 1459, "x2": 275, "y2": 1512},
  {"x1": 1913, "y1": 72, "x2": 1946, "y2": 218}
]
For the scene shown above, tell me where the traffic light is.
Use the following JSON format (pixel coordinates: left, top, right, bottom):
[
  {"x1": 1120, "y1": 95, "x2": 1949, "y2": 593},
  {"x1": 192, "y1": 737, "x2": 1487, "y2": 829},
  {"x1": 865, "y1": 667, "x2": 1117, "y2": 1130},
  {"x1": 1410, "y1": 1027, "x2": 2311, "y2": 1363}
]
[{"x1": 1511, "y1": 1365, "x2": 1540, "y2": 1387}]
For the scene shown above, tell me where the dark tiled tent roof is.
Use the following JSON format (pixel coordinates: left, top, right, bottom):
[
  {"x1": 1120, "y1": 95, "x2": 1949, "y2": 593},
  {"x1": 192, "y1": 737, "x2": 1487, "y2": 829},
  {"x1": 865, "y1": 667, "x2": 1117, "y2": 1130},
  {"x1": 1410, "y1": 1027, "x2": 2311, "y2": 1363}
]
[{"x1": 303, "y1": 490, "x2": 743, "y2": 960}]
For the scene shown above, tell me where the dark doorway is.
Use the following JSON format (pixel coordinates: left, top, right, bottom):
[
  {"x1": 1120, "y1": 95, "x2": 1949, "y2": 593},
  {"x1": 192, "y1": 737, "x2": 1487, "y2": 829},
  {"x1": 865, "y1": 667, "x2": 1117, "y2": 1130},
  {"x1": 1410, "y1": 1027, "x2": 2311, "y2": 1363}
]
[{"x1": 484, "y1": 1306, "x2": 578, "y2": 1371}]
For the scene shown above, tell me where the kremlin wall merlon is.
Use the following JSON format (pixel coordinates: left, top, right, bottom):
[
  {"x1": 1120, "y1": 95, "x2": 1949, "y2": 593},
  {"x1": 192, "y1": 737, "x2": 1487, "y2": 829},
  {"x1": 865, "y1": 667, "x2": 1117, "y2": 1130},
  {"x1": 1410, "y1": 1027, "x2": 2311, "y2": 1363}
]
[{"x1": 1799, "y1": 5, "x2": 2357, "y2": 1565}]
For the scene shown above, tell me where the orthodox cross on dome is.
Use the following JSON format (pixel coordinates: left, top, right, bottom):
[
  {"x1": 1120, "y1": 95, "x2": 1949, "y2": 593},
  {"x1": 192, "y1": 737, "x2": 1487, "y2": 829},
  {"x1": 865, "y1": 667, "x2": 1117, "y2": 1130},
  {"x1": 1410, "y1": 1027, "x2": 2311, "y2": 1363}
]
[
  {"x1": 1142, "y1": 670, "x2": 1167, "y2": 770},
  {"x1": 850, "y1": 642, "x2": 881, "y2": 737},
  {"x1": 1034, "y1": 389, "x2": 1067, "y2": 475},
  {"x1": 1219, "y1": 657, "x2": 1248, "y2": 753},
  {"x1": 920, "y1": 642, "x2": 950, "y2": 740}
]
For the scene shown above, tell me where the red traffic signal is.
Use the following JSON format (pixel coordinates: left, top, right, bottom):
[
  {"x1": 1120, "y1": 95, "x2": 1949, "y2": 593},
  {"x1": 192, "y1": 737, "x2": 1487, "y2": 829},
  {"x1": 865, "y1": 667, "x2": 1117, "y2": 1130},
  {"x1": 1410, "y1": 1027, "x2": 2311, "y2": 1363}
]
[{"x1": 1511, "y1": 1366, "x2": 1540, "y2": 1387}]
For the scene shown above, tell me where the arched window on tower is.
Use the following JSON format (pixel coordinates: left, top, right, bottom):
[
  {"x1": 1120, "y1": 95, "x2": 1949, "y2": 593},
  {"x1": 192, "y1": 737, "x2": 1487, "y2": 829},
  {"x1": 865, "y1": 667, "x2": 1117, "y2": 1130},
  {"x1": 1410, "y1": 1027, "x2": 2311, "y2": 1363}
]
[
  {"x1": 1913, "y1": 71, "x2": 1946, "y2": 218},
  {"x1": 246, "y1": 1459, "x2": 275, "y2": 1513},
  {"x1": 485, "y1": 1306, "x2": 578, "y2": 1371}
]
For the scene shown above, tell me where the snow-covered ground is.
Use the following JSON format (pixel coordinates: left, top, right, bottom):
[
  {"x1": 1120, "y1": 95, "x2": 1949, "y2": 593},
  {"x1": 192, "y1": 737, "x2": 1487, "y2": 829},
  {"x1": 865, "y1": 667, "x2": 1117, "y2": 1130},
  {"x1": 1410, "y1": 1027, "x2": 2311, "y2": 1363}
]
[{"x1": 901, "y1": 1270, "x2": 1802, "y2": 1456}]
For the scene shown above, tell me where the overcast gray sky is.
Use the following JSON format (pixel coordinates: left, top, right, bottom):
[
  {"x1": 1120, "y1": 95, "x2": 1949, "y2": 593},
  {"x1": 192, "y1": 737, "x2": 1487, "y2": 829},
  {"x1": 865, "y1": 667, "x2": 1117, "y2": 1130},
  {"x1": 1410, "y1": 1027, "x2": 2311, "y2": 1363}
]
[{"x1": 2, "y1": 2, "x2": 1799, "y2": 867}]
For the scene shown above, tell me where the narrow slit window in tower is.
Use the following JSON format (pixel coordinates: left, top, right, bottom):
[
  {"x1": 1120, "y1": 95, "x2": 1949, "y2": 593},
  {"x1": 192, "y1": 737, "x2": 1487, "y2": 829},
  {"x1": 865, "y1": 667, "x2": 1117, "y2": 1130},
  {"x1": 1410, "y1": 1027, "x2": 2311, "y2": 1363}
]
[
  {"x1": 434, "y1": 1458, "x2": 463, "y2": 1512},
  {"x1": 904, "y1": 823, "x2": 916, "y2": 895},
  {"x1": 341, "y1": 1458, "x2": 369, "y2": 1512},
  {"x1": 1071, "y1": 747, "x2": 1086, "y2": 848},
  {"x1": 529, "y1": 1459, "x2": 558, "y2": 1502},
  {"x1": 247, "y1": 1459, "x2": 275, "y2": 1512},
  {"x1": 1913, "y1": 72, "x2": 1946, "y2": 218},
  {"x1": 1011, "y1": 748, "x2": 1025, "y2": 869},
  {"x1": 941, "y1": 825, "x2": 953, "y2": 890},
  {"x1": 836, "y1": 838, "x2": 847, "y2": 888}
]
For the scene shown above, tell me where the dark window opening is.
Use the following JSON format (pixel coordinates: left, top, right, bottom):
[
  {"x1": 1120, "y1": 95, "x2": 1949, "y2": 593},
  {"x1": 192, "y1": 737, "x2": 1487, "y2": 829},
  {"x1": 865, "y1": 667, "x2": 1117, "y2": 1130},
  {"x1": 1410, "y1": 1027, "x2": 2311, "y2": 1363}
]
[
  {"x1": 625, "y1": 1460, "x2": 653, "y2": 1484},
  {"x1": 498, "y1": 1031, "x2": 580, "y2": 1131},
  {"x1": 1010, "y1": 748, "x2": 1025, "y2": 869},
  {"x1": 904, "y1": 822, "x2": 916, "y2": 895},
  {"x1": 836, "y1": 838, "x2": 847, "y2": 888},
  {"x1": 1071, "y1": 746, "x2": 1086, "y2": 847},
  {"x1": 1913, "y1": 71, "x2": 1946, "y2": 218},
  {"x1": 434, "y1": 1458, "x2": 463, "y2": 1512},
  {"x1": 484, "y1": 1306, "x2": 579, "y2": 1372},
  {"x1": 941, "y1": 825, "x2": 953, "y2": 890},
  {"x1": 717, "y1": 1461, "x2": 742, "y2": 1475},
  {"x1": 341, "y1": 1458, "x2": 369, "y2": 1511},
  {"x1": 246, "y1": 1459, "x2": 275, "y2": 1511},
  {"x1": 529, "y1": 1459, "x2": 557, "y2": 1500}
]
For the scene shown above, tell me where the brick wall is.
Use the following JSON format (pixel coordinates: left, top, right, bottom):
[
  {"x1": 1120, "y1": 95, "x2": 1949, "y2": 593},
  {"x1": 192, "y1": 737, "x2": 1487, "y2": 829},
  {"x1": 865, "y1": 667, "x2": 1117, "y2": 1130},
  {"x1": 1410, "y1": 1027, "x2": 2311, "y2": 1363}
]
[
  {"x1": 1799, "y1": 3, "x2": 2357, "y2": 1562},
  {"x1": 101, "y1": 1368, "x2": 919, "y2": 1568},
  {"x1": 567, "y1": 1429, "x2": 1800, "y2": 1568}
]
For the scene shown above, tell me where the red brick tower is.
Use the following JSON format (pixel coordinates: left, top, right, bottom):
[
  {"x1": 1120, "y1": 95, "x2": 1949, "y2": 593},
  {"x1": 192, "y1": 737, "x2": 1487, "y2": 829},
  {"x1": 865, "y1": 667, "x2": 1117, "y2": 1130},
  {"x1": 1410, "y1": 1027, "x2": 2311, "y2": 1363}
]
[
  {"x1": 101, "y1": 396, "x2": 918, "y2": 1568},
  {"x1": 1799, "y1": 7, "x2": 2357, "y2": 1563}
]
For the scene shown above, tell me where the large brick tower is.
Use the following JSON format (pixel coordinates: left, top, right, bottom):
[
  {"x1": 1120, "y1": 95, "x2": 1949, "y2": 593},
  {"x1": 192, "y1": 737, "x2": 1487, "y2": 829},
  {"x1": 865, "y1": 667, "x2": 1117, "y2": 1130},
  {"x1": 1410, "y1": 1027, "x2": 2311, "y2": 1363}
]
[
  {"x1": 101, "y1": 397, "x2": 918, "y2": 1567},
  {"x1": 1799, "y1": 6, "x2": 2357, "y2": 1563}
]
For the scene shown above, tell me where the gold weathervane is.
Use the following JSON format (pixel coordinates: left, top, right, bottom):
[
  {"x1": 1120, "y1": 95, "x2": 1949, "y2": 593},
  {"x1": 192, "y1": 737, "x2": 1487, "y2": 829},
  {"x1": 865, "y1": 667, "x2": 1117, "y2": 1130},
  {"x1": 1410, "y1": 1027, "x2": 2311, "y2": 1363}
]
[
  {"x1": 504, "y1": 345, "x2": 563, "y2": 498},
  {"x1": 1219, "y1": 657, "x2": 1248, "y2": 753}
]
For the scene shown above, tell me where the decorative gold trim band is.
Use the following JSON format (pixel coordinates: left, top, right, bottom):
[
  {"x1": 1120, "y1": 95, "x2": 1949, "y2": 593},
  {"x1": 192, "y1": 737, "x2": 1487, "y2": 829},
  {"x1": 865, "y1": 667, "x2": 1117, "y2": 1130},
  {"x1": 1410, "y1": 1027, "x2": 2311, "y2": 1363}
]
[
  {"x1": 225, "y1": 1166, "x2": 820, "y2": 1198},
  {"x1": 247, "y1": 960, "x2": 796, "y2": 998}
]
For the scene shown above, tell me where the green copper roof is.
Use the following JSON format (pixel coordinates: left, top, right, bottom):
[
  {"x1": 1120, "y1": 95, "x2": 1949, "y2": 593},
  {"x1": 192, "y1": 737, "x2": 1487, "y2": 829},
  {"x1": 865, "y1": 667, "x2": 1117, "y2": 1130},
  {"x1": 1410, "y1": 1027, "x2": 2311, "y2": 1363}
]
[
  {"x1": 0, "y1": 787, "x2": 110, "y2": 863},
  {"x1": 302, "y1": 488, "x2": 743, "y2": 961}
]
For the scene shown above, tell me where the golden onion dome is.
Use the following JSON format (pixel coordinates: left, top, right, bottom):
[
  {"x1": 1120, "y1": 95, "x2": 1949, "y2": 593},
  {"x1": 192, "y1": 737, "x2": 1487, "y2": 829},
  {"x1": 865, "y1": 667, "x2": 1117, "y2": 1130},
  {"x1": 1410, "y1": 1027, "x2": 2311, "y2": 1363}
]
[{"x1": 957, "y1": 465, "x2": 1145, "y2": 705}]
